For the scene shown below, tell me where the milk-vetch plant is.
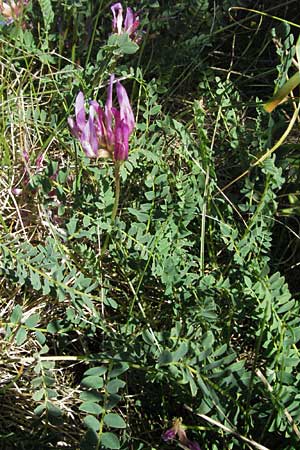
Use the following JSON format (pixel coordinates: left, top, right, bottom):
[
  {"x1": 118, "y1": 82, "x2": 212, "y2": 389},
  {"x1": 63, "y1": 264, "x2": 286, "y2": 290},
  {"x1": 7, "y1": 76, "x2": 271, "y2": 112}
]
[
  {"x1": 1, "y1": 2, "x2": 300, "y2": 450},
  {"x1": 68, "y1": 74, "x2": 135, "y2": 255}
]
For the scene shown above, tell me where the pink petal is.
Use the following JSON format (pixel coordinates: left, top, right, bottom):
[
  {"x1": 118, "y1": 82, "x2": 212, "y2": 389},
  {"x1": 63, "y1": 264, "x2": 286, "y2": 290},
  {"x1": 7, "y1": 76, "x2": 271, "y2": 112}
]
[
  {"x1": 116, "y1": 80, "x2": 135, "y2": 135},
  {"x1": 104, "y1": 74, "x2": 115, "y2": 145},
  {"x1": 22, "y1": 149, "x2": 29, "y2": 162},
  {"x1": 178, "y1": 428, "x2": 189, "y2": 445},
  {"x1": 68, "y1": 117, "x2": 80, "y2": 138},
  {"x1": 124, "y1": 8, "x2": 139, "y2": 36},
  {"x1": 114, "y1": 117, "x2": 129, "y2": 161},
  {"x1": 81, "y1": 112, "x2": 99, "y2": 158},
  {"x1": 162, "y1": 428, "x2": 176, "y2": 442},
  {"x1": 111, "y1": 2, "x2": 123, "y2": 34},
  {"x1": 90, "y1": 100, "x2": 106, "y2": 143},
  {"x1": 12, "y1": 187, "x2": 23, "y2": 196},
  {"x1": 35, "y1": 152, "x2": 44, "y2": 170},
  {"x1": 75, "y1": 91, "x2": 86, "y2": 132},
  {"x1": 89, "y1": 99, "x2": 102, "y2": 119},
  {"x1": 124, "y1": 7, "x2": 134, "y2": 31}
]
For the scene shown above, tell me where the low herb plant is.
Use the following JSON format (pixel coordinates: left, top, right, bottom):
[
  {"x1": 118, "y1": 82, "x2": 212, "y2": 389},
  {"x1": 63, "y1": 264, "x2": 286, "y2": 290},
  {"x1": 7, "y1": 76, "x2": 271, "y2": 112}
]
[{"x1": 0, "y1": 1, "x2": 300, "y2": 450}]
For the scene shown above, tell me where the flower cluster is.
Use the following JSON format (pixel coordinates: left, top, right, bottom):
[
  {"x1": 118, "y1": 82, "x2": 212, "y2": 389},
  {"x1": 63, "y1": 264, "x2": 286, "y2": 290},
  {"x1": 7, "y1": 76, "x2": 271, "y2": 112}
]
[
  {"x1": 68, "y1": 74, "x2": 135, "y2": 162},
  {"x1": 111, "y1": 2, "x2": 140, "y2": 42},
  {"x1": 162, "y1": 418, "x2": 201, "y2": 450},
  {"x1": 0, "y1": 0, "x2": 28, "y2": 24}
]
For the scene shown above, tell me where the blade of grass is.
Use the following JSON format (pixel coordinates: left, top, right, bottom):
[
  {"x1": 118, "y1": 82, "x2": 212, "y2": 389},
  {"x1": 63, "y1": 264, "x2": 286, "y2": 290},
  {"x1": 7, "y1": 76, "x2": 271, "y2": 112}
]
[{"x1": 264, "y1": 34, "x2": 300, "y2": 112}]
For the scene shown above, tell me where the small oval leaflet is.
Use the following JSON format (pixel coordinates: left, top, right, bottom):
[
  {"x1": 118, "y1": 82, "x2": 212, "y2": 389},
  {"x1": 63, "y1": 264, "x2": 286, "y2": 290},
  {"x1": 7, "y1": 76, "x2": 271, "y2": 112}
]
[
  {"x1": 101, "y1": 432, "x2": 120, "y2": 449},
  {"x1": 79, "y1": 402, "x2": 103, "y2": 415},
  {"x1": 84, "y1": 415, "x2": 100, "y2": 432},
  {"x1": 81, "y1": 375, "x2": 104, "y2": 389},
  {"x1": 104, "y1": 413, "x2": 126, "y2": 429}
]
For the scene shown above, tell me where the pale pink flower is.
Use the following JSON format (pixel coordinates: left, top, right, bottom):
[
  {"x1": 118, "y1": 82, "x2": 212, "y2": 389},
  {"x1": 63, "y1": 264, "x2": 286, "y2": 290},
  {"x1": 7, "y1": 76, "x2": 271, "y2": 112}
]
[
  {"x1": 0, "y1": 0, "x2": 29, "y2": 24},
  {"x1": 111, "y1": 2, "x2": 140, "y2": 42}
]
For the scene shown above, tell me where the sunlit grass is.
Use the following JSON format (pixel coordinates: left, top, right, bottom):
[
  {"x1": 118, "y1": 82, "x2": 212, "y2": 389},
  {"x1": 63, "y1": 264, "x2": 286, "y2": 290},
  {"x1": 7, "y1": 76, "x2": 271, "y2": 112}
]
[{"x1": 0, "y1": 1, "x2": 300, "y2": 450}]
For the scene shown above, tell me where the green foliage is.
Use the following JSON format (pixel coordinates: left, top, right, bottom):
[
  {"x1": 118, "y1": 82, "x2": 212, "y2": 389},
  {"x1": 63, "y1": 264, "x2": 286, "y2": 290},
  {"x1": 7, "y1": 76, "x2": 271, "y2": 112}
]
[
  {"x1": 38, "y1": 0, "x2": 54, "y2": 34},
  {"x1": 79, "y1": 364, "x2": 127, "y2": 449},
  {"x1": 108, "y1": 33, "x2": 139, "y2": 55},
  {"x1": 0, "y1": 1, "x2": 300, "y2": 450}
]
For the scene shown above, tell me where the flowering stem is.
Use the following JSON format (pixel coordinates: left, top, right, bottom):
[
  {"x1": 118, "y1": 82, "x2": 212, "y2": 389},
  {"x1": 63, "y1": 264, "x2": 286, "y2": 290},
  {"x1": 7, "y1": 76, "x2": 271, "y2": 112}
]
[{"x1": 101, "y1": 162, "x2": 121, "y2": 257}]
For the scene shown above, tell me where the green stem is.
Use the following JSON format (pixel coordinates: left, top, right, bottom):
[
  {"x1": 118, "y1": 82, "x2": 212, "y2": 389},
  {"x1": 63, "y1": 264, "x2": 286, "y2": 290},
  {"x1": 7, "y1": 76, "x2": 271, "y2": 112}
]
[
  {"x1": 101, "y1": 162, "x2": 121, "y2": 257},
  {"x1": 85, "y1": 0, "x2": 104, "y2": 68}
]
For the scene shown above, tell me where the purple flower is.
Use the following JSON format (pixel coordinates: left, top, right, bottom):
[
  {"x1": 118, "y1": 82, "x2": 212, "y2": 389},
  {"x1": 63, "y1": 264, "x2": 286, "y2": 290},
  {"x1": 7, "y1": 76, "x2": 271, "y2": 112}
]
[
  {"x1": 68, "y1": 75, "x2": 135, "y2": 161},
  {"x1": 111, "y1": 2, "x2": 140, "y2": 41},
  {"x1": 162, "y1": 427, "x2": 177, "y2": 442},
  {"x1": 162, "y1": 418, "x2": 201, "y2": 450}
]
